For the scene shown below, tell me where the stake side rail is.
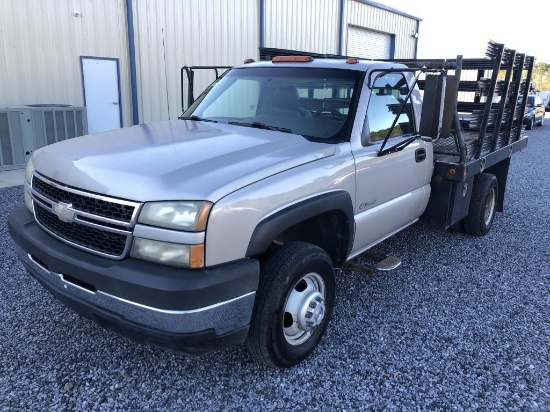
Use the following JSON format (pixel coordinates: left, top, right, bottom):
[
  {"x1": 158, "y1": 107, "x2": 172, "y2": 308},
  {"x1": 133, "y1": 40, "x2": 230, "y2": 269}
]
[{"x1": 394, "y1": 41, "x2": 534, "y2": 167}]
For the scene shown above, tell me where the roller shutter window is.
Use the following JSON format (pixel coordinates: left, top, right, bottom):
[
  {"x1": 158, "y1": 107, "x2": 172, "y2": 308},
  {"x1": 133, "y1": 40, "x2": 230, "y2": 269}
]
[{"x1": 347, "y1": 27, "x2": 392, "y2": 59}]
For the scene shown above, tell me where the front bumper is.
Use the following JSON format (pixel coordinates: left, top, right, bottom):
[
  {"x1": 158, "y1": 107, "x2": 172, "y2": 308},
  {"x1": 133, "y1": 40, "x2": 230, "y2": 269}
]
[{"x1": 8, "y1": 205, "x2": 260, "y2": 356}]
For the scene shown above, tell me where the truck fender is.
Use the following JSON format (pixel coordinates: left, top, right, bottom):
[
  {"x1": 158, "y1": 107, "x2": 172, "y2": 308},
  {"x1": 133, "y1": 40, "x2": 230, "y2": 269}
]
[{"x1": 246, "y1": 191, "x2": 355, "y2": 261}]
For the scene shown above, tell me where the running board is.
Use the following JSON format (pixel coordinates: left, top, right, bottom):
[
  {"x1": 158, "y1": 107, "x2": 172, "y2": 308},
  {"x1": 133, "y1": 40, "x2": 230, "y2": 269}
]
[{"x1": 343, "y1": 251, "x2": 402, "y2": 274}]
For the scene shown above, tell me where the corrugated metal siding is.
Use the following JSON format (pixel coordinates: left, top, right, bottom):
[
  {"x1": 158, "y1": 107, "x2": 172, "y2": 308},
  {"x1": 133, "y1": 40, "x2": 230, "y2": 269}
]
[
  {"x1": 132, "y1": 0, "x2": 259, "y2": 123},
  {"x1": 1, "y1": 0, "x2": 418, "y2": 126},
  {"x1": 345, "y1": 0, "x2": 417, "y2": 59},
  {"x1": 264, "y1": 0, "x2": 340, "y2": 55},
  {"x1": 0, "y1": 0, "x2": 133, "y2": 127}
]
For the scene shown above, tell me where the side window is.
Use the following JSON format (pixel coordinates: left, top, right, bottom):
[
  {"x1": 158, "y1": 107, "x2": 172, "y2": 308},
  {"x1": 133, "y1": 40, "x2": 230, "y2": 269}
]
[{"x1": 363, "y1": 72, "x2": 415, "y2": 144}]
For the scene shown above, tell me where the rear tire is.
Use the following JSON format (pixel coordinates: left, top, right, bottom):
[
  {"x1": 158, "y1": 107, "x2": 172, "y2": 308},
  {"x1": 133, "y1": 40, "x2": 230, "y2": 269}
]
[
  {"x1": 538, "y1": 115, "x2": 544, "y2": 127},
  {"x1": 246, "y1": 242, "x2": 335, "y2": 368},
  {"x1": 464, "y1": 173, "x2": 498, "y2": 236}
]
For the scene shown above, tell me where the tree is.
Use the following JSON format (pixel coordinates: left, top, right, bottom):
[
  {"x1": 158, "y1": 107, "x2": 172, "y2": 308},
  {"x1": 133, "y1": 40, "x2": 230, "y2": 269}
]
[{"x1": 532, "y1": 61, "x2": 550, "y2": 91}]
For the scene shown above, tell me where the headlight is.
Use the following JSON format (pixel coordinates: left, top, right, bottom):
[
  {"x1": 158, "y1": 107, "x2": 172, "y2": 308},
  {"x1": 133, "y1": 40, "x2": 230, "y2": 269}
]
[
  {"x1": 130, "y1": 238, "x2": 204, "y2": 268},
  {"x1": 138, "y1": 201, "x2": 212, "y2": 231},
  {"x1": 25, "y1": 157, "x2": 34, "y2": 184}
]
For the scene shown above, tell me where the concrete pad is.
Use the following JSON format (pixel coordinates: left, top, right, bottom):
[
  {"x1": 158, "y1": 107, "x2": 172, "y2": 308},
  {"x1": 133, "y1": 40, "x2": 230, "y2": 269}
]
[{"x1": 0, "y1": 169, "x2": 25, "y2": 188}]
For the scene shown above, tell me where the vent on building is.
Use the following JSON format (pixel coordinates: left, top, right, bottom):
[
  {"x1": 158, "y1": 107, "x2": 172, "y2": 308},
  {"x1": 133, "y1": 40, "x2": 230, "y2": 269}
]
[{"x1": 0, "y1": 106, "x2": 87, "y2": 171}]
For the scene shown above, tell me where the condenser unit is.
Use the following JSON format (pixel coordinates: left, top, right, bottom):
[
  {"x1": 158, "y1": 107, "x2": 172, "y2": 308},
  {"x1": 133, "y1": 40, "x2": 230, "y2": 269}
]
[
  {"x1": 0, "y1": 106, "x2": 87, "y2": 171},
  {"x1": 0, "y1": 108, "x2": 26, "y2": 170}
]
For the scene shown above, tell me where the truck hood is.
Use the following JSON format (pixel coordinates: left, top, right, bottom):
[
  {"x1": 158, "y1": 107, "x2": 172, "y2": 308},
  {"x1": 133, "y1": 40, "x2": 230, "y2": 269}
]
[{"x1": 32, "y1": 120, "x2": 336, "y2": 202}]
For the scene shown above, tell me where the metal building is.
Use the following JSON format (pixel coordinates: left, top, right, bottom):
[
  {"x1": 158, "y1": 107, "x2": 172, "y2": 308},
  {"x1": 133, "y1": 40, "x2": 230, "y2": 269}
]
[{"x1": 0, "y1": 0, "x2": 419, "y2": 171}]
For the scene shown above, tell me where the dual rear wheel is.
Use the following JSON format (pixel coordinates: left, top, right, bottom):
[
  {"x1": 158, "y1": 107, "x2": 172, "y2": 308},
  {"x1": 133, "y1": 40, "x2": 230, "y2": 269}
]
[{"x1": 464, "y1": 173, "x2": 498, "y2": 236}]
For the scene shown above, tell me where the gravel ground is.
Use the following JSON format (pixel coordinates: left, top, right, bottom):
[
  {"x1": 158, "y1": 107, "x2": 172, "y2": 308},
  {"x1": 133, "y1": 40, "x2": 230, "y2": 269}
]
[{"x1": 1, "y1": 123, "x2": 549, "y2": 411}]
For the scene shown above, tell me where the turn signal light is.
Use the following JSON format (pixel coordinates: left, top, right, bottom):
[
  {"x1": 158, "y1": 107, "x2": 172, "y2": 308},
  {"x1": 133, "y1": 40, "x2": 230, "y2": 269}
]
[
  {"x1": 447, "y1": 167, "x2": 458, "y2": 178},
  {"x1": 272, "y1": 56, "x2": 313, "y2": 63}
]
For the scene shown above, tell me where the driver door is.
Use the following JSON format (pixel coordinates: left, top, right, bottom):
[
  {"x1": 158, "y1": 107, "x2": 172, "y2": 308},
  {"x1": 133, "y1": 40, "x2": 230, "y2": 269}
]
[{"x1": 351, "y1": 71, "x2": 432, "y2": 255}]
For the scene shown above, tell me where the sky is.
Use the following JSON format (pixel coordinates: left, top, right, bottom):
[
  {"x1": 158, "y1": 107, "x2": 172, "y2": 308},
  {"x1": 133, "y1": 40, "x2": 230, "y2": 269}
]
[{"x1": 378, "y1": 0, "x2": 550, "y2": 63}]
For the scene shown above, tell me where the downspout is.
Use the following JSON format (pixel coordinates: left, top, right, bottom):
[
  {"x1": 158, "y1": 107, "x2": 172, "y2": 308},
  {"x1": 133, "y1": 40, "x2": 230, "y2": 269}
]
[
  {"x1": 126, "y1": 0, "x2": 140, "y2": 125},
  {"x1": 414, "y1": 19, "x2": 420, "y2": 59},
  {"x1": 260, "y1": 0, "x2": 265, "y2": 49},
  {"x1": 338, "y1": 0, "x2": 345, "y2": 55}
]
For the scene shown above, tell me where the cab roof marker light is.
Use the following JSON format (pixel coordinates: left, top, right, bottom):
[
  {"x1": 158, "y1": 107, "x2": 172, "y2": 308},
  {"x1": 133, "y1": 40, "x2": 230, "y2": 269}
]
[
  {"x1": 272, "y1": 56, "x2": 313, "y2": 63},
  {"x1": 244, "y1": 58, "x2": 255, "y2": 63},
  {"x1": 346, "y1": 58, "x2": 359, "y2": 64}
]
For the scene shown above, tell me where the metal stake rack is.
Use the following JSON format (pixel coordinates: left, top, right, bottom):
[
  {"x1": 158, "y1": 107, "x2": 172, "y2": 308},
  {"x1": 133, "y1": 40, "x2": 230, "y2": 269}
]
[{"x1": 394, "y1": 41, "x2": 534, "y2": 229}]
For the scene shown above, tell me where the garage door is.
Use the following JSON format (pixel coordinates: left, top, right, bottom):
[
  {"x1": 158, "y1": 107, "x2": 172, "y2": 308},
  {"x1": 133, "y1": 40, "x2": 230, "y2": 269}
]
[{"x1": 347, "y1": 27, "x2": 392, "y2": 59}]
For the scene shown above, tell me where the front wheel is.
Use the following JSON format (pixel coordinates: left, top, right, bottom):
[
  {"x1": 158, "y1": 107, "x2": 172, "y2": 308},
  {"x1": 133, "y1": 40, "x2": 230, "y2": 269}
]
[
  {"x1": 464, "y1": 173, "x2": 498, "y2": 236},
  {"x1": 246, "y1": 242, "x2": 335, "y2": 368},
  {"x1": 526, "y1": 117, "x2": 534, "y2": 130}
]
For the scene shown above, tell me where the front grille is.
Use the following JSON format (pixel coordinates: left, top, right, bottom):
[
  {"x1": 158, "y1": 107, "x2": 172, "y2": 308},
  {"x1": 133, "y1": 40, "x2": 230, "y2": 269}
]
[
  {"x1": 31, "y1": 174, "x2": 141, "y2": 259},
  {"x1": 33, "y1": 177, "x2": 135, "y2": 223},
  {"x1": 35, "y1": 204, "x2": 128, "y2": 256}
]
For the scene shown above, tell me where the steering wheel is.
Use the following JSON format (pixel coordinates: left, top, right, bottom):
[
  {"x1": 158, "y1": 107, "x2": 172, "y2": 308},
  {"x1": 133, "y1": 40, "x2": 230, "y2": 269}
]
[{"x1": 314, "y1": 108, "x2": 344, "y2": 121}]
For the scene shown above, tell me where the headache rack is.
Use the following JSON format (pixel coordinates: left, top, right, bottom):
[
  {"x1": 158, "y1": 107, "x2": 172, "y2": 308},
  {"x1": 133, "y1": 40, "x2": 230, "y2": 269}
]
[{"x1": 180, "y1": 65, "x2": 232, "y2": 113}]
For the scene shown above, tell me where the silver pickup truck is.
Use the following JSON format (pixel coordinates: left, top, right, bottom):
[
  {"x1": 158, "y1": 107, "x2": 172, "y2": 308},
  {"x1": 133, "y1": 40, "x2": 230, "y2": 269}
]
[{"x1": 8, "y1": 42, "x2": 533, "y2": 368}]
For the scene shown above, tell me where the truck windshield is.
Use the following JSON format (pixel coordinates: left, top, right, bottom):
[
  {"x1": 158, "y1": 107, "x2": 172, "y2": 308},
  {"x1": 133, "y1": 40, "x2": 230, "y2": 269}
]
[{"x1": 183, "y1": 67, "x2": 363, "y2": 141}]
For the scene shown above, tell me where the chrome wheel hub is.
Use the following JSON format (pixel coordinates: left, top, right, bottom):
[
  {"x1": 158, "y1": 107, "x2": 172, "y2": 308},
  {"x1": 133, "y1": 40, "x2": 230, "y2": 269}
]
[
  {"x1": 298, "y1": 291, "x2": 325, "y2": 330},
  {"x1": 283, "y1": 272, "x2": 326, "y2": 346}
]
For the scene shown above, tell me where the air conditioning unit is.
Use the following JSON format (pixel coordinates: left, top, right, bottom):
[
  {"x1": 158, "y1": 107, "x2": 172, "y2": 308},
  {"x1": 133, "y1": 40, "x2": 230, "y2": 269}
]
[
  {"x1": 0, "y1": 108, "x2": 26, "y2": 170},
  {"x1": 0, "y1": 106, "x2": 87, "y2": 171}
]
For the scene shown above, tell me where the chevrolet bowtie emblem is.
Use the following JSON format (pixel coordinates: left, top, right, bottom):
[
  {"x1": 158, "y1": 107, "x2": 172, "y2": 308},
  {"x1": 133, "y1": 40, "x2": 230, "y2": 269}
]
[{"x1": 52, "y1": 202, "x2": 76, "y2": 223}]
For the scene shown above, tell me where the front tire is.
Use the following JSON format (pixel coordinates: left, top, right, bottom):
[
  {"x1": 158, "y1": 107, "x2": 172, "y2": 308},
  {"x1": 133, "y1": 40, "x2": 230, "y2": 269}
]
[
  {"x1": 526, "y1": 117, "x2": 534, "y2": 130},
  {"x1": 246, "y1": 242, "x2": 335, "y2": 368},
  {"x1": 464, "y1": 173, "x2": 498, "y2": 236}
]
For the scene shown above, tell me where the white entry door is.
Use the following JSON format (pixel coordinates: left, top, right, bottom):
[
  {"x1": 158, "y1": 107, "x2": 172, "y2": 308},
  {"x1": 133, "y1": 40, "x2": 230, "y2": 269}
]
[{"x1": 81, "y1": 57, "x2": 122, "y2": 134}]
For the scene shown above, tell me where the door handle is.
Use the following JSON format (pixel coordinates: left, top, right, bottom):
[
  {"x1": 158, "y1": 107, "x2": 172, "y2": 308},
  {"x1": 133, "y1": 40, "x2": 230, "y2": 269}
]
[
  {"x1": 112, "y1": 101, "x2": 119, "y2": 105},
  {"x1": 415, "y1": 148, "x2": 426, "y2": 163}
]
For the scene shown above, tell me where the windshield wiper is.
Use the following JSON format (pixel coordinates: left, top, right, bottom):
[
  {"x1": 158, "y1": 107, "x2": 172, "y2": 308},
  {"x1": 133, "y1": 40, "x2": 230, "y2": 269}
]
[
  {"x1": 228, "y1": 121, "x2": 292, "y2": 134},
  {"x1": 179, "y1": 115, "x2": 218, "y2": 123}
]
